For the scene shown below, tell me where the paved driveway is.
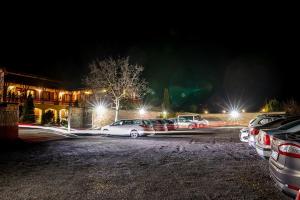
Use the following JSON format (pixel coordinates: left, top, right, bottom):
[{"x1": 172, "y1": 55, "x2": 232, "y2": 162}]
[{"x1": 0, "y1": 128, "x2": 291, "y2": 200}]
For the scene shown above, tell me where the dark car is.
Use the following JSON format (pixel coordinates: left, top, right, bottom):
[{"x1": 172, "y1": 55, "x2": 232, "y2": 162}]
[
  {"x1": 162, "y1": 119, "x2": 178, "y2": 131},
  {"x1": 269, "y1": 131, "x2": 300, "y2": 197}
]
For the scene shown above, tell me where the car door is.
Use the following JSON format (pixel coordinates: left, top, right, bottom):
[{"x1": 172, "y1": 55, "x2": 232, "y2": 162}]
[
  {"x1": 119, "y1": 120, "x2": 134, "y2": 136},
  {"x1": 108, "y1": 120, "x2": 123, "y2": 135}
]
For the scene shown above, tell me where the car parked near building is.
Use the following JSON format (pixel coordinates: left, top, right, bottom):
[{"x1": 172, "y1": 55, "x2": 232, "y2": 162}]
[
  {"x1": 177, "y1": 114, "x2": 209, "y2": 128},
  {"x1": 101, "y1": 119, "x2": 154, "y2": 138},
  {"x1": 256, "y1": 119, "x2": 300, "y2": 159},
  {"x1": 269, "y1": 131, "x2": 300, "y2": 197},
  {"x1": 239, "y1": 114, "x2": 285, "y2": 142}
]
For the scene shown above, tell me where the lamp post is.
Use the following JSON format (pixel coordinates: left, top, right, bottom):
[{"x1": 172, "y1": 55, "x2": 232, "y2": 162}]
[{"x1": 68, "y1": 103, "x2": 72, "y2": 133}]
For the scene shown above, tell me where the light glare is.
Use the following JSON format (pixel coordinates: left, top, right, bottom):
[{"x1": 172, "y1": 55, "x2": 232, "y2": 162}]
[{"x1": 230, "y1": 110, "x2": 239, "y2": 118}]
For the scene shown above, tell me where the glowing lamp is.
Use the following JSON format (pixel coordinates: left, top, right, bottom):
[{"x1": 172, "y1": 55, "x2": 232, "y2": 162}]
[{"x1": 230, "y1": 110, "x2": 240, "y2": 118}]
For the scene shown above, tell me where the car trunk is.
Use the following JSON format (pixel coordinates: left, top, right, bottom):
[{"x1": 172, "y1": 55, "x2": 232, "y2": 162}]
[{"x1": 271, "y1": 133, "x2": 300, "y2": 170}]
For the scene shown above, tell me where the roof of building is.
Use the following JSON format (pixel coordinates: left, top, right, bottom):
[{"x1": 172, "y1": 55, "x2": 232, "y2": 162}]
[{"x1": 2, "y1": 68, "x2": 66, "y2": 90}]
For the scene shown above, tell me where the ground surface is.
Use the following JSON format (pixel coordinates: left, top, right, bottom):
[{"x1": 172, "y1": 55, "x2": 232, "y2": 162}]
[{"x1": 0, "y1": 128, "x2": 291, "y2": 200}]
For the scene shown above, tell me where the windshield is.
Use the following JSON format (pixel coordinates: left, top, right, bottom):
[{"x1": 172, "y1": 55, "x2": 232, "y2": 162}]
[{"x1": 180, "y1": 116, "x2": 193, "y2": 121}]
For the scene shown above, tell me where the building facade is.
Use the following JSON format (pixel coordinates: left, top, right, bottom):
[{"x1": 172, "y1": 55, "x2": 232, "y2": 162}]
[
  {"x1": 0, "y1": 68, "x2": 141, "y2": 126},
  {"x1": 0, "y1": 68, "x2": 93, "y2": 124}
]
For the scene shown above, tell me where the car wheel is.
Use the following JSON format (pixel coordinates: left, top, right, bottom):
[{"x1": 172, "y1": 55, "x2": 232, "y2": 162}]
[{"x1": 130, "y1": 130, "x2": 139, "y2": 139}]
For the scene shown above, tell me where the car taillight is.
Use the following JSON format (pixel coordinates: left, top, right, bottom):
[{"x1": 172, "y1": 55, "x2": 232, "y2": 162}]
[
  {"x1": 263, "y1": 134, "x2": 270, "y2": 145},
  {"x1": 250, "y1": 128, "x2": 259, "y2": 135},
  {"x1": 278, "y1": 143, "x2": 300, "y2": 158}
]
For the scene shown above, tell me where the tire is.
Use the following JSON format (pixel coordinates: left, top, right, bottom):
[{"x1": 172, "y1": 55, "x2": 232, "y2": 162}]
[{"x1": 130, "y1": 130, "x2": 139, "y2": 139}]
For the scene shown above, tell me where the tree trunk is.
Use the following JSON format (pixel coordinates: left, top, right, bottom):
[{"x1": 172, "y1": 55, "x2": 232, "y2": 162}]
[{"x1": 114, "y1": 98, "x2": 120, "y2": 122}]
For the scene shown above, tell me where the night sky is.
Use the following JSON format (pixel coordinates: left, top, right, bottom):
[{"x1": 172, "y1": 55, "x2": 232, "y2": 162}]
[{"x1": 0, "y1": 8, "x2": 299, "y2": 112}]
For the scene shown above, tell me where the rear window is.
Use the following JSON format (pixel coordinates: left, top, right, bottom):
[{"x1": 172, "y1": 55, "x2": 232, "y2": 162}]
[{"x1": 279, "y1": 120, "x2": 300, "y2": 130}]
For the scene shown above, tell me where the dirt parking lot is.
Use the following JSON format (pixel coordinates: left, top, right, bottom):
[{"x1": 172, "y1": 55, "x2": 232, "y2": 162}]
[{"x1": 0, "y1": 128, "x2": 291, "y2": 200}]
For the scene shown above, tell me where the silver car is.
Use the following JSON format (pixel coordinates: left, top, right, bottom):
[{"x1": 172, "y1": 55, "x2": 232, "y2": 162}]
[
  {"x1": 256, "y1": 119, "x2": 300, "y2": 159},
  {"x1": 269, "y1": 131, "x2": 300, "y2": 197},
  {"x1": 240, "y1": 114, "x2": 284, "y2": 143},
  {"x1": 101, "y1": 119, "x2": 154, "y2": 138}
]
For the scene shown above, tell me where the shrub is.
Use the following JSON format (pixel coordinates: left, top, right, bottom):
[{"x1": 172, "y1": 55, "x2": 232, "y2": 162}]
[
  {"x1": 262, "y1": 99, "x2": 281, "y2": 112},
  {"x1": 21, "y1": 94, "x2": 35, "y2": 123},
  {"x1": 41, "y1": 110, "x2": 54, "y2": 125},
  {"x1": 283, "y1": 99, "x2": 300, "y2": 116}
]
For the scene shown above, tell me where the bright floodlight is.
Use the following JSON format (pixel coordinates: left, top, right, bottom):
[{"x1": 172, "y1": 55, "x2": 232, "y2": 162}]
[
  {"x1": 222, "y1": 110, "x2": 226, "y2": 113},
  {"x1": 162, "y1": 111, "x2": 167, "y2": 115},
  {"x1": 95, "y1": 105, "x2": 106, "y2": 115},
  {"x1": 139, "y1": 108, "x2": 146, "y2": 115},
  {"x1": 230, "y1": 110, "x2": 240, "y2": 118}
]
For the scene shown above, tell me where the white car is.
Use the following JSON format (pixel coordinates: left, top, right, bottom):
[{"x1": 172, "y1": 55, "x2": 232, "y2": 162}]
[
  {"x1": 177, "y1": 114, "x2": 209, "y2": 128},
  {"x1": 101, "y1": 119, "x2": 154, "y2": 138},
  {"x1": 239, "y1": 114, "x2": 285, "y2": 143},
  {"x1": 169, "y1": 118, "x2": 197, "y2": 129}
]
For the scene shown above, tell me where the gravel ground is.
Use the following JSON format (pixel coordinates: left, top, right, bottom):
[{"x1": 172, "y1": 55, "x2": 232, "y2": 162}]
[{"x1": 0, "y1": 128, "x2": 291, "y2": 200}]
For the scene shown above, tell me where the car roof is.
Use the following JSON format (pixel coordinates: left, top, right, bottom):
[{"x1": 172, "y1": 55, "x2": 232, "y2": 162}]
[
  {"x1": 177, "y1": 114, "x2": 200, "y2": 116},
  {"x1": 258, "y1": 116, "x2": 300, "y2": 129},
  {"x1": 256, "y1": 114, "x2": 286, "y2": 118}
]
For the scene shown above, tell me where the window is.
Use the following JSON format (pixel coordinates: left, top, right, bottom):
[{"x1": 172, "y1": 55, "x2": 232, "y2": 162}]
[
  {"x1": 112, "y1": 121, "x2": 123, "y2": 126},
  {"x1": 181, "y1": 116, "x2": 193, "y2": 121},
  {"x1": 258, "y1": 118, "x2": 271, "y2": 125},
  {"x1": 143, "y1": 120, "x2": 152, "y2": 125},
  {"x1": 123, "y1": 120, "x2": 134, "y2": 125}
]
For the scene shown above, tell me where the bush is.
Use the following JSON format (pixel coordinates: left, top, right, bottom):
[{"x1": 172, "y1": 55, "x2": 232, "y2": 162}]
[
  {"x1": 61, "y1": 119, "x2": 68, "y2": 127},
  {"x1": 262, "y1": 99, "x2": 281, "y2": 112},
  {"x1": 21, "y1": 94, "x2": 35, "y2": 123},
  {"x1": 41, "y1": 110, "x2": 54, "y2": 125},
  {"x1": 283, "y1": 99, "x2": 300, "y2": 116}
]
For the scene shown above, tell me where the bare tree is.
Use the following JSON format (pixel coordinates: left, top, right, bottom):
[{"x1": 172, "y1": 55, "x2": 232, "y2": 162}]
[{"x1": 84, "y1": 57, "x2": 148, "y2": 121}]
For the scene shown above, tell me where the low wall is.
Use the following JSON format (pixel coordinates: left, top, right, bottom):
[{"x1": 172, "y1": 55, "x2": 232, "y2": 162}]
[
  {"x1": 0, "y1": 104, "x2": 19, "y2": 141},
  {"x1": 202, "y1": 112, "x2": 285, "y2": 126},
  {"x1": 89, "y1": 109, "x2": 285, "y2": 128}
]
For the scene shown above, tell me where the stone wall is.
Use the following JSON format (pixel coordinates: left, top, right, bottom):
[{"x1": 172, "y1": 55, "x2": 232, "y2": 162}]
[
  {"x1": 202, "y1": 112, "x2": 285, "y2": 126},
  {"x1": 77, "y1": 108, "x2": 285, "y2": 128},
  {"x1": 92, "y1": 109, "x2": 162, "y2": 128},
  {"x1": 0, "y1": 103, "x2": 19, "y2": 141}
]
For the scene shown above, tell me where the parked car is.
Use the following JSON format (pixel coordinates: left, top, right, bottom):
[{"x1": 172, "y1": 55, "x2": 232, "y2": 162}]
[
  {"x1": 239, "y1": 114, "x2": 285, "y2": 142},
  {"x1": 239, "y1": 127, "x2": 250, "y2": 142},
  {"x1": 177, "y1": 114, "x2": 209, "y2": 128},
  {"x1": 249, "y1": 116, "x2": 300, "y2": 148},
  {"x1": 150, "y1": 119, "x2": 168, "y2": 132},
  {"x1": 169, "y1": 117, "x2": 197, "y2": 129},
  {"x1": 256, "y1": 119, "x2": 300, "y2": 159},
  {"x1": 162, "y1": 119, "x2": 178, "y2": 130},
  {"x1": 101, "y1": 119, "x2": 154, "y2": 138},
  {"x1": 269, "y1": 131, "x2": 300, "y2": 197}
]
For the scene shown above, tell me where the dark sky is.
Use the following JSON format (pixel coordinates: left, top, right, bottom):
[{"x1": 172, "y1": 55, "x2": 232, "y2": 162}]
[{"x1": 0, "y1": 8, "x2": 299, "y2": 111}]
